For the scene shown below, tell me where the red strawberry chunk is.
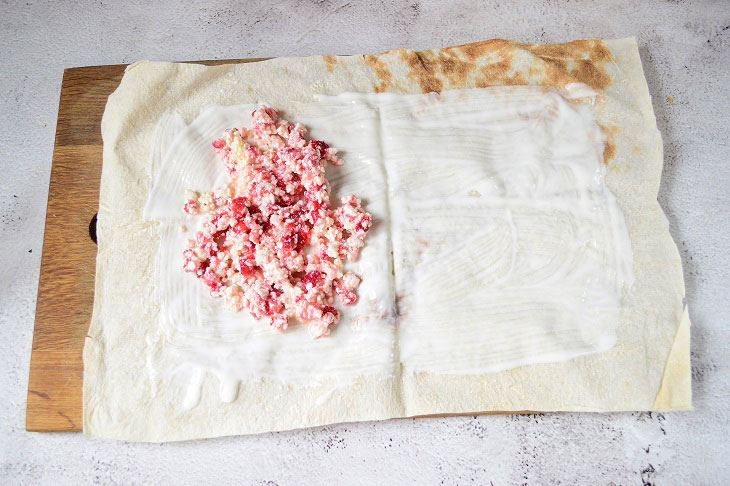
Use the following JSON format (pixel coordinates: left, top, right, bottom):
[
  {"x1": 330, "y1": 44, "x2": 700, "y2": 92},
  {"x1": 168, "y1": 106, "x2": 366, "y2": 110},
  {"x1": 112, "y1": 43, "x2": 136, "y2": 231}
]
[{"x1": 181, "y1": 106, "x2": 372, "y2": 337}]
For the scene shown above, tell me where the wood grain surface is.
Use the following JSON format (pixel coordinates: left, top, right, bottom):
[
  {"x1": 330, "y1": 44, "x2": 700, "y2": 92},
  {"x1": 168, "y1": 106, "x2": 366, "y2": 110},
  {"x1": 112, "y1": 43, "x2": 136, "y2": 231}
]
[{"x1": 26, "y1": 59, "x2": 265, "y2": 432}]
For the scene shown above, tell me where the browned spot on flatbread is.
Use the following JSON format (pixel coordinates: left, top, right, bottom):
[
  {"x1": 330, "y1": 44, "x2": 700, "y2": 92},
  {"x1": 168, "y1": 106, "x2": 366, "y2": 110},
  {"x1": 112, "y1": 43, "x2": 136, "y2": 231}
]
[
  {"x1": 364, "y1": 54, "x2": 394, "y2": 93},
  {"x1": 414, "y1": 51, "x2": 439, "y2": 73},
  {"x1": 474, "y1": 58, "x2": 513, "y2": 88},
  {"x1": 406, "y1": 48, "x2": 478, "y2": 88},
  {"x1": 599, "y1": 123, "x2": 620, "y2": 164},
  {"x1": 368, "y1": 38, "x2": 614, "y2": 94},
  {"x1": 506, "y1": 71, "x2": 529, "y2": 85},
  {"x1": 431, "y1": 50, "x2": 474, "y2": 86},
  {"x1": 603, "y1": 141, "x2": 616, "y2": 164},
  {"x1": 406, "y1": 48, "x2": 484, "y2": 88},
  {"x1": 568, "y1": 60, "x2": 612, "y2": 90},
  {"x1": 536, "y1": 59, "x2": 576, "y2": 90},
  {"x1": 399, "y1": 50, "x2": 444, "y2": 93},
  {"x1": 537, "y1": 57, "x2": 611, "y2": 91},
  {"x1": 420, "y1": 77, "x2": 445, "y2": 93},
  {"x1": 527, "y1": 39, "x2": 613, "y2": 63},
  {"x1": 452, "y1": 38, "x2": 514, "y2": 61},
  {"x1": 323, "y1": 55, "x2": 337, "y2": 73},
  {"x1": 450, "y1": 40, "x2": 528, "y2": 88},
  {"x1": 525, "y1": 40, "x2": 613, "y2": 90},
  {"x1": 631, "y1": 145, "x2": 642, "y2": 154},
  {"x1": 600, "y1": 124, "x2": 620, "y2": 136},
  {"x1": 544, "y1": 58, "x2": 568, "y2": 72}
]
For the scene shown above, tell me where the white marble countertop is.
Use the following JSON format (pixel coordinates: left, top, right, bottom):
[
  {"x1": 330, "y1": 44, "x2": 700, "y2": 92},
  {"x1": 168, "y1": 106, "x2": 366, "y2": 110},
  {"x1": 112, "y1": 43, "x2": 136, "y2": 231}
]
[{"x1": 2, "y1": 1, "x2": 728, "y2": 484}]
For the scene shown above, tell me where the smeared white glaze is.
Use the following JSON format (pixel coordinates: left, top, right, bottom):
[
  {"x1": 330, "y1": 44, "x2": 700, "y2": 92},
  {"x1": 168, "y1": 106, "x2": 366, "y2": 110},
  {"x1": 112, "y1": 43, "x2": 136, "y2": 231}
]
[
  {"x1": 146, "y1": 110, "x2": 186, "y2": 190},
  {"x1": 145, "y1": 85, "x2": 633, "y2": 407},
  {"x1": 347, "y1": 88, "x2": 634, "y2": 375}
]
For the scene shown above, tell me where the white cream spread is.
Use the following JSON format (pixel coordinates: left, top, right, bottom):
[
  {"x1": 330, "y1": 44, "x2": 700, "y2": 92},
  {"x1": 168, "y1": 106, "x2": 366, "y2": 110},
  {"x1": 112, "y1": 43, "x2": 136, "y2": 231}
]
[{"x1": 144, "y1": 86, "x2": 633, "y2": 408}]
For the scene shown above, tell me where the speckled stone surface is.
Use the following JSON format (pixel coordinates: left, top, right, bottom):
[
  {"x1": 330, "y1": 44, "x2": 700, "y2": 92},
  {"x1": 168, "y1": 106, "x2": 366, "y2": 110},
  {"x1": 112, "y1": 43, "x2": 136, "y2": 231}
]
[{"x1": 1, "y1": 1, "x2": 728, "y2": 484}]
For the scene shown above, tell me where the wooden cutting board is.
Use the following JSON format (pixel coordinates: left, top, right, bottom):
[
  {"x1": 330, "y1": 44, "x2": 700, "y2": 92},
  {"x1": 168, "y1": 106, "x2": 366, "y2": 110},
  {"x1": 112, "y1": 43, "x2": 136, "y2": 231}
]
[
  {"x1": 26, "y1": 58, "x2": 266, "y2": 432},
  {"x1": 27, "y1": 57, "x2": 522, "y2": 433}
]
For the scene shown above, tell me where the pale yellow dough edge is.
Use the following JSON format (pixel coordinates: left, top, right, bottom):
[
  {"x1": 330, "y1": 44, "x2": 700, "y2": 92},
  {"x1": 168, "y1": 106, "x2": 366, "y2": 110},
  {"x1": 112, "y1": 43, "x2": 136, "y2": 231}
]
[{"x1": 654, "y1": 306, "x2": 692, "y2": 410}]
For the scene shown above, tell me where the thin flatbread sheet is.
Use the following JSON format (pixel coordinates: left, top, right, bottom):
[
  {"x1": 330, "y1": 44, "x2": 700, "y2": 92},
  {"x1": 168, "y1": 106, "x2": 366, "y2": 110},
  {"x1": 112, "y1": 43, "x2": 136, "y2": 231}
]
[{"x1": 83, "y1": 37, "x2": 691, "y2": 442}]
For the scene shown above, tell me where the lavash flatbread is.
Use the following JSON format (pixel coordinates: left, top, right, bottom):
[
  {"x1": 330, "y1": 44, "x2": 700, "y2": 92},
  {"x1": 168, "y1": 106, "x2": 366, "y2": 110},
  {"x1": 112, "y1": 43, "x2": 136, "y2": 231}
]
[{"x1": 83, "y1": 37, "x2": 690, "y2": 442}]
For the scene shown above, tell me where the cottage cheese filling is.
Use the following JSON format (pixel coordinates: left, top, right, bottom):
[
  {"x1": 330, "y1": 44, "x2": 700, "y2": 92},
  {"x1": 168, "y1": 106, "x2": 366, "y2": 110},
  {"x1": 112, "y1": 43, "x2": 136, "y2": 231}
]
[{"x1": 181, "y1": 107, "x2": 371, "y2": 338}]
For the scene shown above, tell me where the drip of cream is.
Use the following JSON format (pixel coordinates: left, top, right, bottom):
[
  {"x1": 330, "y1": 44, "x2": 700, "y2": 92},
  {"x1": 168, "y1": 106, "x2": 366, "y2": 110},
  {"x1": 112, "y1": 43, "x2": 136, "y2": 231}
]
[{"x1": 144, "y1": 85, "x2": 633, "y2": 408}]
